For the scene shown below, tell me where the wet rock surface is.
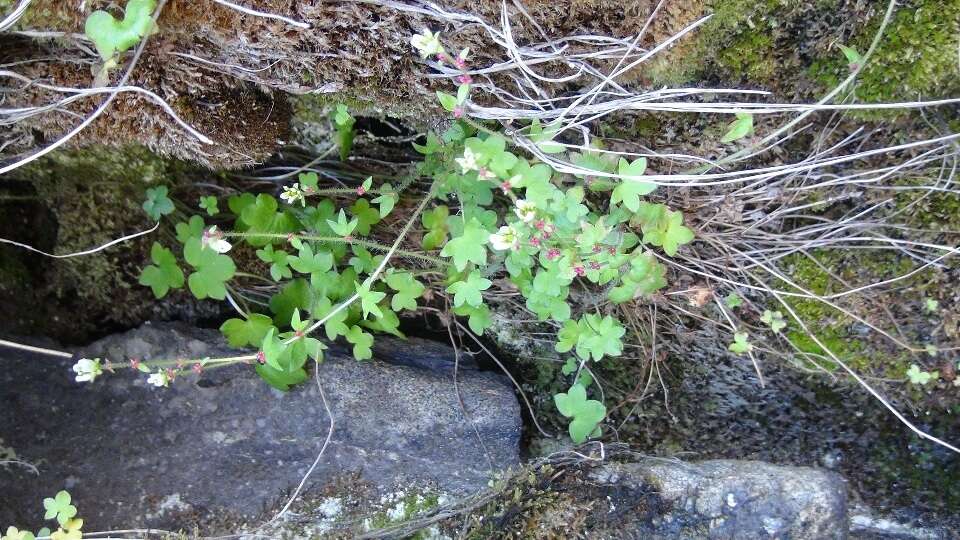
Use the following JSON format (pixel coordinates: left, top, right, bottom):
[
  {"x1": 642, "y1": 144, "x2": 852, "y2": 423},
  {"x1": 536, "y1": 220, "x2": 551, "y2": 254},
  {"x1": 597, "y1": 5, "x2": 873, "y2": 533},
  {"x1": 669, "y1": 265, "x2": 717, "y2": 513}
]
[{"x1": 0, "y1": 322, "x2": 521, "y2": 531}]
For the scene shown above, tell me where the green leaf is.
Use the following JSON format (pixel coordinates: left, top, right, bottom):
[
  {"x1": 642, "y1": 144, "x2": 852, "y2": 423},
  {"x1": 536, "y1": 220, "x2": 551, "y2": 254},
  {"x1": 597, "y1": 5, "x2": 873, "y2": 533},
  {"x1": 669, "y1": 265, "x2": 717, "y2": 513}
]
[
  {"x1": 333, "y1": 104, "x2": 354, "y2": 127},
  {"x1": 608, "y1": 251, "x2": 667, "y2": 303},
  {"x1": 528, "y1": 119, "x2": 565, "y2": 153},
  {"x1": 350, "y1": 198, "x2": 381, "y2": 236},
  {"x1": 574, "y1": 314, "x2": 626, "y2": 362},
  {"x1": 611, "y1": 157, "x2": 655, "y2": 211},
  {"x1": 299, "y1": 171, "x2": 320, "y2": 191},
  {"x1": 838, "y1": 44, "x2": 861, "y2": 67},
  {"x1": 371, "y1": 183, "x2": 397, "y2": 218},
  {"x1": 84, "y1": 0, "x2": 156, "y2": 61},
  {"x1": 183, "y1": 237, "x2": 235, "y2": 300},
  {"x1": 555, "y1": 319, "x2": 581, "y2": 353},
  {"x1": 721, "y1": 112, "x2": 753, "y2": 143},
  {"x1": 142, "y1": 185, "x2": 174, "y2": 221},
  {"x1": 311, "y1": 297, "x2": 351, "y2": 340},
  {"x1": 422, "y1": 205, "x2": 450, "y2": 250},
  {"x1": 554, "y1": 384, "x2": 606, "y2": 443},
  {"x1": 138, "y1": 242, "x2": 184, "y2": 298},
  {"x1": 42, "y1": 490, "x2": 78, "y2": 526},
  {"x1": 728, "y1": 332, "x2": 753, "y2": 354},
  {"x1": 220, "y1": 313, "x2": 274, "y2": 348},
  {"x1": 724, "y1": 293, "x2": 743, "y2": 309},
  {"x1": 348, "y1": 245, "x2": 384, "y2": 274},
  {"x1": 456, "y1": 83, "x2": 470, "y2": 104},
  {"x1": 256, "y1": 244, "x2": 293, "y2": 282},
  {"x1": 453, "y1": 303, "x2": 493, "y2": 334},
  {"x1": 357, "y1": 281, "x2": 387, "y2": 320},
  {"x1": 640, "y1": 208, "x2": 694, "y2": 256},
  {"x1": 198, "y1": 195, "x2": 219, "y2": 216},
  {"x1": 269, "y1": 278, "x2": 314, "y2": 327},
  {"x1": 437, "y1": 91, "x2": 458, "y2": 112},
  {"x1": 362, "y1": 309, "x2": 404, "y2": 339},
  {"x1": 906, "y1": 364, "x2": 938, "y2": 385},
  {"x1": 256, "y1": 328, "x2": 309, "y2": 390},
  {"x1": 413, "y1": 132, "x2": 443, "y2": 155},
  {"x1": 760, "y1": 309, "x2": 786, "y2": 332},
  {"x1": 440, "y1": 217, "x2": 489, "y2": 271},
  {"x1": 256, "y1": 361, "x2": 308, "y2": 391},
  {"x1": 238, "y1": 194, "x2": 298, "y2": 246},
  {"x1": 345, "y1": 325, "x2": 374, "y2": 360},
  {"x1": 386, "y1": 270, "x2": 425, "y2": 311},
  {"x1": 256, "y1": 362, "x2": 308, "y2": 391},
  {"x1": 175, "y1": 215, "x2": 205, "y2": 243},
  {"x1": 327, "y1": 208, "x2": 359, "y2": 237},
  {"x1": 288, "y1": 243, "x2": 334, "y2": 288},
  {"x1": 260, "y1": 327, "x2": 287, "y2": 370},
  {"x1": 447, "y1": 271, "x2": 492, "y2": 308},
  {"x1": 333, "y1": 105, "x2": 356, "y2": 161}
]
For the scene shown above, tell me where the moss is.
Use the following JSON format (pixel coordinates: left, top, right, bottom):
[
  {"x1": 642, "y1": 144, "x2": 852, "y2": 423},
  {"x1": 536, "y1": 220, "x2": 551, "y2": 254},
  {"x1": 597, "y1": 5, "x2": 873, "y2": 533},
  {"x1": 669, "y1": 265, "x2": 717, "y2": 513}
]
[
  {"x1": 1, "y1": 145, "x2": 199, "y2": 342},
  {"x1": 812, "y1": 0, "x2": 960, "y2": 113},
  {"x1": 646, "y1": 0, "x2": 827, "y2": 89},
  {"x1": 778, "y1": 250, "x2": 922, "y2": 377},
  {"x1": 895, "y1": 181, "x2": 960, "y2": 232},
  {"x1": 716, "y1": 29, "x2": 778, "y2": 81},
  {"x1": 362, "y1": 488, "x2": 444, "y2": 539}
]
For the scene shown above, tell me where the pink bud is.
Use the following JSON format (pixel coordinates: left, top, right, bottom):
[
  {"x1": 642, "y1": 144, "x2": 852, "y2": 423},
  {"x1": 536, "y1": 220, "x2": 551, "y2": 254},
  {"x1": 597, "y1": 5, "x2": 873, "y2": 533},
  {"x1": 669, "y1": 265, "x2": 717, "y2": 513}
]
[
  {"x1": 608, "y1": 247, "x2": 617, "y2": 255},
  {"x1": 256, "y1": 351, "x2": 266, "y2": 365},
  {"x1": 574, "y1": 265, "x2": 586, "y2": 276},
  {"x1": 500, "y1": 181, "x2": 512, "y2": 192},
  {"x1": 535, "y1": 220, "x2": 546, "y2": 230},
  {"x1": 165, "y1": 368, "x2": 177, "y2": 381},
  {"x1": 530, "y1": 237, "x2": 541, "y2": 247},
  {"x1": 546, "y1": 248, "x2": 560, "y2": 260},
  {"x1": 457, "y1": 74, "x2": 472, "y2": 84},
  {"x1": 357, "y1": 185, "x2": 366, "y2": 196},
  {"x1": 192, "y1": 363, "x2": 203, "y2": 375},
  {"x1": 590, "y1": 261, "x2": 601, "y2": 270},
  {"x1": 454, "y1": 58, "x2": 466, "y2": 69},
  {"x1": 453, "y1": 107, "x2": 464, "y2": 119},
  {"x1": 592, "y1": 245, "x2": 602, "y2": 254}
]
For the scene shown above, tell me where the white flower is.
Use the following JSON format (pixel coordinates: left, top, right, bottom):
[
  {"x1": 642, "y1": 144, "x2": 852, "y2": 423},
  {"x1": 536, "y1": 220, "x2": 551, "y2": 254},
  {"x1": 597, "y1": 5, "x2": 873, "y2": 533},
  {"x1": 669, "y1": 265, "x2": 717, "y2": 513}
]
[
  {"x1": 280, "y1": 183, "x2": 306, "y2": 207},
  {"x1": 514, "y1": 199, "x2": 537, "y2": 223},
  {"x1": 455, "y1": 147, "x2": 479, "y2": 174},
  {"x1": 489, "y1": 225, "x2": 520, "y2": 251},
  {"x1": 72, "y1": 358, "x2": 102, "y2": 383},
  {"x1": 410, "y1": 29, "x2": 444, "y2": 58},
  {"x1": 147, "y1": 370, "x2": 169, "y2": 388},
  {"x1": 201, "y1": 226, "x2": 232, "y2": 254}
]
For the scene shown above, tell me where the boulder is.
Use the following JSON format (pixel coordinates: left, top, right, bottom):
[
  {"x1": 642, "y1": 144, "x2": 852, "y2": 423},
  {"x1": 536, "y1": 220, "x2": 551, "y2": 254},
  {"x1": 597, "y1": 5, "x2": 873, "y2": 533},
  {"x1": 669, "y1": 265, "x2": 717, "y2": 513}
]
[{"x1": 0, "y1": 322, "x2": 521, "y2": 531}]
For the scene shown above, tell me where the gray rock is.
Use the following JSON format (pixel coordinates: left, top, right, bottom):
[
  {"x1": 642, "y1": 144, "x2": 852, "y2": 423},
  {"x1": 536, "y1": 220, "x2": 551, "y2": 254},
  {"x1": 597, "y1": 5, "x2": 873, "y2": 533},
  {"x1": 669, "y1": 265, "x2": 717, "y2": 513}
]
[
  {"x1": 591, "y1": 459, "x2": 848, "y2": 539},
  {"x1": 0, "y1": 322, "x2": 521, "y2": 531}
]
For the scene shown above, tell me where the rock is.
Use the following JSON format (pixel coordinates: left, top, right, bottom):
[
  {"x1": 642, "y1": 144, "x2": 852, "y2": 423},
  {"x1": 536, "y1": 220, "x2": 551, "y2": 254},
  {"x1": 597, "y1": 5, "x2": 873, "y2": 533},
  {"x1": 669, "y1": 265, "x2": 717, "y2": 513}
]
[
  {"x1": 0, "y1": 322, "x2": 521, "y2": 531},
  {"x1": 591, "y1": 459, "x2": 848, "y2": 539}
]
